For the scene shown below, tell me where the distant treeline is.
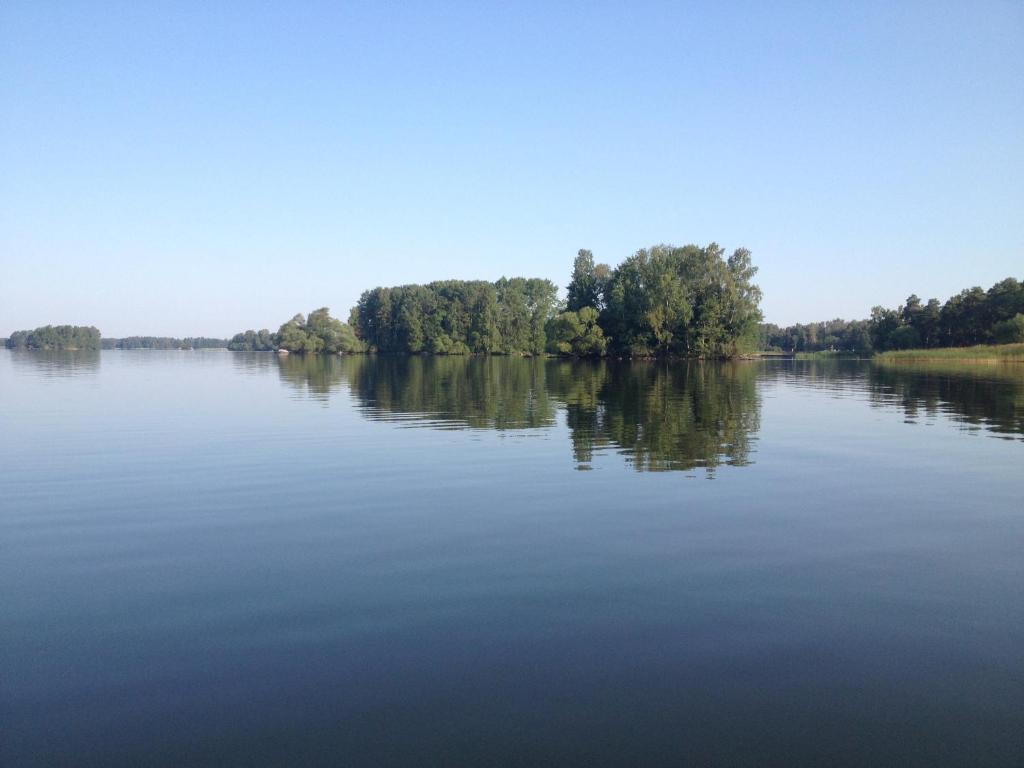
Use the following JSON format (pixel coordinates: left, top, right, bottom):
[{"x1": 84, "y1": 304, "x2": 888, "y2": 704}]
[
  {"x1": 4, "y1": 327, "x2": 229, "y2": 351},
  {"x1": 228, "y1": 243, "x2": 763, "y2": 359},
  {"x1": 102, "y1": 337, "x2": 228, "y2": 350},
  {"x1": 761, "y1": 276, "x2": 1024, "y2": 353},
  {"x1": 5, "y1": 325, "x2": 101, "y2": 351}
]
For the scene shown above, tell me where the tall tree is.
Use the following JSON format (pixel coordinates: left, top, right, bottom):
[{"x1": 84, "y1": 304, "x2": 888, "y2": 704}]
[{"x1": 566, "y1": 249, "x2": 601, "y2": 312}]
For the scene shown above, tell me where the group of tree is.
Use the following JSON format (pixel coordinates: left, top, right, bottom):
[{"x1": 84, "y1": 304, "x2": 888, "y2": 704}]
[
  {"x1": 348, "y1": 243, "x2": 763, "y2": 359},
  {"x1": 5, "y1": 325, "x2": 101, "y2": 351},
  {"x1": 760, "y1": 276, "x2": 1024, "y2": 353},
  {"x1": 350, "y1": 278, "x2": 559, "y2": 355},
  {"x1": 101, "y1": 337, "x2": 228, "y2": 350},
  {"x1": 552, "y1": 244, "x2": 763, "y2": 357},
  {"x1": 228, "y1": 307, "x2": 363, "y2": 354},
  {"x1": 227, "y1": 329, "x2": 277, "y2": 351},
  {"x1": 759, "y1": 318, "x2": 874, "y2": 353}
]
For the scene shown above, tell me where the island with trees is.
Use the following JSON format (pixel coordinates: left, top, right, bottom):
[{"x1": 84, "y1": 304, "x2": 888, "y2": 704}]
[
  {"x1": 5, "y1": 325, "x2": 102, "y2": 351},
  {"x1": 227, "y1": 242, "x2": 764, "y2": 359},
  {"x1": 102, "y1": 337, "x2": 229, "y2": 350},
  {"x1": 5, "y1": 328, "x2": 231, "y2": 352},
  {"x1": 7, "y1": 251, "x2": 1020, "y2": 363}
]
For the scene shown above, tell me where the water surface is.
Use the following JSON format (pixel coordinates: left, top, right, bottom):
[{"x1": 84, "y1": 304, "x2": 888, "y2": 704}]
[{"x1": 2, "y1": 351, "x2": 1022, "y2": 766}]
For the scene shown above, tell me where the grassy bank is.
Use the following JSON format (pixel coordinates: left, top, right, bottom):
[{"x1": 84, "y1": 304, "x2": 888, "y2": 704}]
[{"x1": 874, "y1": 343, "x2": 1024, "y2": 363}]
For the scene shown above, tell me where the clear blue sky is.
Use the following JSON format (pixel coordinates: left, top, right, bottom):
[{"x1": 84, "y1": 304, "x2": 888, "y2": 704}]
[{"x1": 2, "y1": 1, "x2": 1021, "y2": 336}]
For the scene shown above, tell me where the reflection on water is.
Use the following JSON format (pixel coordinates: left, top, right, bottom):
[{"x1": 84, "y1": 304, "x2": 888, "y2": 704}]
[
  {"x1": 267, "y1": 354, "x2": 761, "y2": 473},
  {"x1": 264, "y1": 354, "x2": 1024, "y2": 465},
  {"x1": 7, "y1": 349, "x2": 101, "y2": 377},
  {"x1": 757, "y1": 358, "x2": 1024, "y2": 442},
  {"x1": 345, "y1": 356, "x2": 558, "y2": 430},
  {"x1": 276, "y1": 352, "x2": 349, "y2": 401},
  {"x1": 549, "y1": 360, "x2": 760, "y2": 472},
  {"x1": 3, "y1": 349, "x2": 1023, "y2": 767},
  {"x1": 870, "y1": 361, "x2": 1024, "y2": 440}
]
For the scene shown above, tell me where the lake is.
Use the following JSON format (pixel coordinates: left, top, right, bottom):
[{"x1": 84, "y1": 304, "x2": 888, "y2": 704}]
[{"x1": 2, "y1": 350, "x2": 1022, "y2": 766}]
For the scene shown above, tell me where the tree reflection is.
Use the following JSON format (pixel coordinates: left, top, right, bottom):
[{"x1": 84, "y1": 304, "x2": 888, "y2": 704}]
[
  {"x1": 548, "y1": 360, "x2": 760, "y2": 472},
  {"x1": 275, "y1": 353, "x2": 347, "y2": 400},
  {"x1": 869, "y1": 361, "x2": 1024, "y2": 440},
  {"x1": 344, "y1": 356, "x2": 558, "y2": 430},
  {"x1": 7, "y1": 350, "x2": 101, "y2": 378},
  {"x1": 315, "y1": 355, "x2": 763, "y2": 473}
]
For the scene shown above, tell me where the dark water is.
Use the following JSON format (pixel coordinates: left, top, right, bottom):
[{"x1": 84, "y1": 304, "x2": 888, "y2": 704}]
[{"x1": 2, "y1": 350, "x2": 1022, "y2": 767}]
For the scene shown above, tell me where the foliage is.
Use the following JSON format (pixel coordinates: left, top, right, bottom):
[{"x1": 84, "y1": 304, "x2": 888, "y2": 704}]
[
  {"x1": 228, "y1": 308, "x2": 362, "y2": 354},
  {"x1": 566, "y1": 250, "x2": 611, "y2": 313},
  {"x1": 5, "y1": 325, "x2": 101, "y2": 351},
  {"x1": 545, "y1": 307, "x2": 607, "y2": 356},
  {"x1": 276, "y1": 308, "x2": 364, "y2": 354},
  {"x1": 352, "y1": 279, "x2": 559, "y2": 355},
  {"x1": 227, "y1": 329, "x2": 276, "y2": 351},
  {"x1": 992, "y1": 314, "x2": 1024, "y2": 344},
  {"x1": 350, "y1": 244, "x2": 759, "y2": 359},
  {"x1": 600, "y1": 244, "x2": 762, "y2": 357},
  {"x1": 102, "y1": 336, "x2": 227, "y2": 350},
  {"x1": 887, "y1": 325, "x2": 922, "y2": 350},
  {"x1": 761, "y1": 276, "x2": 1024, "y2": 354},
  {"x1": 760, "y1": 318, "x2": 873, "y2": 354}
]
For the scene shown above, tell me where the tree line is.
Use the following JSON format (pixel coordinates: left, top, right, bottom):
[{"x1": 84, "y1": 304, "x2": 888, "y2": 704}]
[
  {"x1": 4, "y1": 327, "x2": 230, "y2": 352},
  {"x1": 102, "y1": 337, "x2": 228, "y2": 350},
  {"x1": 231, "y1": 243, "x2": 761, "y2": 358},
  {"x1": 761, "y1": 276, "x2": 1024, "y2": 353},
  {"x1": 345, "y1": 243, "x2": 762, "y2": 358},
  {"x1": 5, "y1": 325, "x2": 101, "y2": 351},
  {"x1": 351, "y1": 278, "x2": 559, "y2": 355}
]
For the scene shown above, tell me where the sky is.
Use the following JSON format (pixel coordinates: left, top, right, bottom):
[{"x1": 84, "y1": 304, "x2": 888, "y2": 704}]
[{"x1": 1, "y1": 1, "x2": 1021, "y2": 336}]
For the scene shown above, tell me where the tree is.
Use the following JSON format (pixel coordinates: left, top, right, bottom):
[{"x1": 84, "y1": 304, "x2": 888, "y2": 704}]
[
  {"x1": 888, "y1": 325, "x2": 921, "y2": 350},
  {"x1": 993, "y1": 314, "x2": 1024, "y2": 344},
  {"x1": 940, "y1": 287, "x2": 987, "y2": 346},
  {"x1": 228, "y1": 329, "x2": 276, "y2": 351},
  {"x1": 351, "y1": 278, "x2": 559, "y2": 355},
  {"x1": 546, "y1": 307, "x2": 607, "y2": 356},
  {"x1": 566, "y1": 249, "x2": 602, "y2": 312},
  {"x1": 869, "y1": 306, "x2": 902, "y2": 350},
  {"x1": 600, "y1": 243, "x2": 762, "y2": 357},
  {"x1": 914, "y1": 299, "x2": 942, "y2": 348}
]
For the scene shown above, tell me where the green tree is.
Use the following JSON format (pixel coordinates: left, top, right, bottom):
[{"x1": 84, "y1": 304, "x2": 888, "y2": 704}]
[
  {"x1": 993, "y1": 314, "x2": 1024, "y2": 344},
  {"x1": 600, "y1": 243, "x2": 761, "y2": 357},
  {"x1": 546, "y1": 307, "x2": 607, "y2": 356},
  {"x1": 567, "y1": 249, "x2": 602, "y2": 312}
]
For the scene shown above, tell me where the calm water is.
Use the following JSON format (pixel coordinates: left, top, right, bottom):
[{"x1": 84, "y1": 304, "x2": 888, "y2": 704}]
[{"x1": 2, "y1": 351, "x2": 1022, "y2": 766}]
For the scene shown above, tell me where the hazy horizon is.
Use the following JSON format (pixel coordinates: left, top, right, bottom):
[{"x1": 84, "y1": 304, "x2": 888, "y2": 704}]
[{"x1": 2, "y1": 2, "x2": 1022, "y2": 337}]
